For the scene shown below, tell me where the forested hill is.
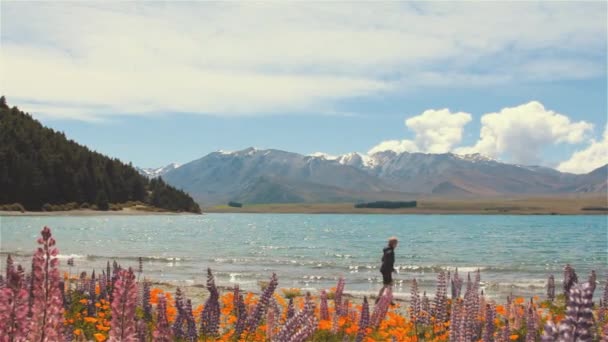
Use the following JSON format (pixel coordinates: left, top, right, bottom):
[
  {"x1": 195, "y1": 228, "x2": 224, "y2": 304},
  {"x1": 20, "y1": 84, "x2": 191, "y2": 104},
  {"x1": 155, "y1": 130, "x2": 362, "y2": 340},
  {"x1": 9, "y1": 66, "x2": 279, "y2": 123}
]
[{"x1": 0, "y1": 97, "x2": 201, "y2": 213}]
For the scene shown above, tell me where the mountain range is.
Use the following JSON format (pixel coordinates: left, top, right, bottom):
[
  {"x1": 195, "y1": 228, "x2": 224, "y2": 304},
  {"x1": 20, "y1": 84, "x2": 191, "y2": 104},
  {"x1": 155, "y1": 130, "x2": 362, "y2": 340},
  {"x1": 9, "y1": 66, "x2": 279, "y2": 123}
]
[{"x1": 142, "y1": 148, "x2": 607, "y2": 206}]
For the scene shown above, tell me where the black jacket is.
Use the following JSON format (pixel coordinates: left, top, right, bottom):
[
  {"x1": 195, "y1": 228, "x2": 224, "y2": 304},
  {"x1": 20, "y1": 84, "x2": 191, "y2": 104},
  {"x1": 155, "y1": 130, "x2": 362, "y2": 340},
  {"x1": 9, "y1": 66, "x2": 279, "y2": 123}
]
[{"x1": 380, "y1": 246, "x2": 395, "y2": 273}]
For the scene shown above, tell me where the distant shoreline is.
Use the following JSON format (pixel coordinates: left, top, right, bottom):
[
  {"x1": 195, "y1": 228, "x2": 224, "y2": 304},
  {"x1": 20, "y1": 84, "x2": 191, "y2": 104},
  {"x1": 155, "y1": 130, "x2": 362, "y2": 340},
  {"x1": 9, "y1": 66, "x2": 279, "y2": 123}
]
[
  {"x1": 204, "y1": 196, "x2": 608, "y2": 215},
  {"x1": 0, "y1": 208, "x2": 194, "y2": 217}
]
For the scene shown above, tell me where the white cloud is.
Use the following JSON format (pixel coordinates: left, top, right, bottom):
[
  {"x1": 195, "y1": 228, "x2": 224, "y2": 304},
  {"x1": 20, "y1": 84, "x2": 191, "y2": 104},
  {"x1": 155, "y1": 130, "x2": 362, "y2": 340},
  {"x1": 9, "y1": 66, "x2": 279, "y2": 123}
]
[
  {"x1": 455, "y1": 101, "x2": 593, "y2": 164},
  {"x1": 369, "y1": 109, "x2": 471, "y2": 154},
  {"x1": 0, "y1": 2, "x2": 605, "y2": 120},
  {"x1": 557, "y1": 126, "x2": 608, "y2": 174}
]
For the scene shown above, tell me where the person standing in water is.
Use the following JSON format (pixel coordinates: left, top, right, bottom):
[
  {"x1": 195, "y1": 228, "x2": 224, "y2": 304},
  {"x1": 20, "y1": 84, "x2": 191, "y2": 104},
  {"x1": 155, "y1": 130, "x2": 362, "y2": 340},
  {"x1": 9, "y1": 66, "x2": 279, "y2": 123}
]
[{"x1": 376, "y1": 236, "x2": 398, "y2": 303}]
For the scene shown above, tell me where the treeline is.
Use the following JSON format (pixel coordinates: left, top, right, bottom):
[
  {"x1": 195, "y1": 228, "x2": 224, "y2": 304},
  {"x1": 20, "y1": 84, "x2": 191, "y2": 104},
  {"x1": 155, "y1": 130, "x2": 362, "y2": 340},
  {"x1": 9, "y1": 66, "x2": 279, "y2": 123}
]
[
  {"x1": 0, "y1": 96, "x2": 201, "y2": 213},
  {"x1": 354, "y1": 200, "x2": 417, "y2": 209}
]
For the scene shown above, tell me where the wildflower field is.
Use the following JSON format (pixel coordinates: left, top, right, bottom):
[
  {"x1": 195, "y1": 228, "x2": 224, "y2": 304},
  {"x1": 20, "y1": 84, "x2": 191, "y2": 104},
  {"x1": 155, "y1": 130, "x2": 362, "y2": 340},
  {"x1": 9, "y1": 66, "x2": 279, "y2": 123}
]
[{"x1": 1, "y1": 227, "x2": 606, "y2": 341}]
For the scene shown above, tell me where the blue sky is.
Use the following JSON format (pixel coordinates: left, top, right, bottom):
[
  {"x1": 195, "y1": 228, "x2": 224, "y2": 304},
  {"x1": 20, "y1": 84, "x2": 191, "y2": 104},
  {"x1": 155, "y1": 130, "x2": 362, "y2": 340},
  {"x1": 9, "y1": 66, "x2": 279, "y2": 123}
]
[{"x1": 1, "y1": 2, "x2": 606, "y2": 173}]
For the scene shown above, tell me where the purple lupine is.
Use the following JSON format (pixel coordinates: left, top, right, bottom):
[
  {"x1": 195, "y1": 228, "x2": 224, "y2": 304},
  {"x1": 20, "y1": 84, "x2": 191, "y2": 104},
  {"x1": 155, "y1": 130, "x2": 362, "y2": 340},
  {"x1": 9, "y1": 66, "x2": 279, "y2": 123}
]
[
  {"x1": 525, "y1": 304, "x2": 536, "y2": 342},
  {"x1": 109, "y1": 268, "x2": 138, "y2": 342},
  {"x1": 320, "y1": 289, "x2": 329, "y2": 321},
  {"x1": 483, "y1": 303, "x2": 495, "y2": 342},
  {"x1": 89, "y1": 270, "x2": 97, "y2": 300},
  {"x1": 547, "y1": 274, "x2": 555, "y2": 302},
  {"x1": 0, "y1": 262, "x2": 29, "y2": 341},
  {"x1": 200, "y1": 268, "x2": 220, "y2": 337},
  {"x1": 172, "y1": 287, "x2": 186, "y2": 339},
  {"x1": 410, "y1": 278, "x2": 421, "y2": 323},
  {"x1": 287, "y1": 294, "x2": 318, "y2": 342},
  {"x1": 153, "y1": 294, "x2": 173, "y2": 341},
  {"x1": 142, "y1": 281, "x2": 152, "y2": 321},
  {"x1": 106, "y1": 261, "x2": 111, "y2": 285},
  {"x1": 502, "y1": 319, "x2": 510, "y2": 342},
  {"x1": 287, "y1": 297, "x2": 295, "y2": 320},
  {"x1": 267, "y1": 297, "x2": 277, "y2": 341},
  {"x1": 589, "y1": 270, "x2": 597, "y2": 292},
  {"x1": 355, "y1": 297, "x2": 370, "y2": 342},
  {"x1": 28, "y1": 226, "x2": 64, "y2": 342},
  {"x1": 232, "y1": 285, "x2": 240, "y2": 314},
  {"x1": 234, "y1": 293, "x2": 248, "y2": 338},
  {"x1": 276, "y1": 292, "x2": 317, "y2": 342},
  {"x1": 6, "y1": 254, "x2": 14, "y2": 278},
  {"x1": 463, "y1": 276, "x2": 478, "y2": 342},
  {"x1": 420, "y1": 291, "x2": 431, "y2": 326},
  {"x1": 184, "y1": 299, "x2": 198, "y2": 342},
  {"x1": 244, "y1": 272, "x2": 278, "y2": 333},
  {"x1": 541, "y1": 320, "x2": 558, "y2": 342},
  {"x1": 449, "y1": 298, "x2": 463, "y2": 342},
  {"x1": 371, "y1": 286, "x2": 392, "y2": 328},
  {"x1": 563, "y1": 263, "x2": 578, "y2": 299},
  {"x1": 334, "y1": 277, "x2": 346, "y2": 316},
  {"x1": 557, "y1": 281, "x2": 595, "y2": 341},
  {"x1": 138, "y1": 257, "x2": 143, "y2": 275},
  {"x1": 99, "y1": 270, "x2": 108, "y2": 300},
  {"x1": 451, "y1": 267, "x2": 463, "y2": 299},
  {"x1": 434, "y1": 270, "x2": 448, "y2": 323}
]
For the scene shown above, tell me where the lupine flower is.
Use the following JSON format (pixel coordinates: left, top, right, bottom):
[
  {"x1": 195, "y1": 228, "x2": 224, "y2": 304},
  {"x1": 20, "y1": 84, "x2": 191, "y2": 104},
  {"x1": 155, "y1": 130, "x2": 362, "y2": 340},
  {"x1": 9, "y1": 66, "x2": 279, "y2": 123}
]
[
  {"x1": 244, "y1": 272, "x2": 278, "y2": 333},
  {"x1": 541, "y1": 319, "x2": 558, "y2": 341},
  {"x1": 142, "y1": 281, "x2": 152, "y2": 321},
  {"x1": 410, "y1": 278, "x2": 420, "y2": 323},
  {"x1": 452, "y1": 267, "x2": 463, "y2": 299},
  {"x1": 420, "y1": 291, "x2": 431, "y2": 326},
  {"x1": 276, "y1": 292, "x2": 317, "y2": 342},
  {"x1": 558, "y1": 280, "x2": 595, "y2": 341},
  {"x1": 287, "y1": 297, "x2": 295, "y2": 320},
  {"x1": 502, "y1": 319, "x2": 511, "y2": 342},
  {"x1": 334, "y1": 277, "x2": 346, "y2": 317},
  {"x1": 371, "y1": 286, "x2": 392, "y2": 328},
  {"x1": 589, "y1": 270, "x2": 597, "y2": 292},
  {"x1": 449, "y1": 298, "x2": 463, "y2": 342},
  {"x1": 172, "y1": 287, "x2": 185, "y2": 339},
  {"x1": 28, "y1": 226, "x2": 64, "y2": 342},
  {"x1": 434, "y1": 270, "x2": 448, "y2": 323},
  {"x1": 483, "y1": 303, "x2": 495, "y2": 342},
  {"x1": 526, "y1": 304, "x2": 536, "y2": 342},
  {"x1": 233, "y1": 293, "x2": 247, "y2": 338},
  {"x1": 563, "y1": 264, "x2": 578, "y2": 299},
  {"x1": 6, "y1": 254, "x2": 14, "y2": 278},
  {"x1": 320, "y1": 290, "x2": 329, "y2": 321},
  {"x1": 0, "y1": 262, "x2": 29, "y2": 341},
  {"x1": 267, "y1": 297, "x2": 276, "y2": 341},
  {"x1": 153, "y1": 294, "x2": 173, "y2": 341},
  {"x1": 136, "y1": 320, "x2": 148, "y2": 342},
  {"x1": 200, "y1": 268, "x2": 220, "y2": 337},
  {"x1": 355, "y1": 296, "x2": 370, "y2": 342},
  {"x1": 184, "y1": 299, "x2": 198, "y2": 342},
  {"x1": 547, "y1": 274, "x2": 555, "y2": 302},
  {"x1": 109, "y1": 268, "x2": 138, "y2": 342},
  {"x1": 100, "y1": 270, "x2": 108, "y2": 300},
  {"x1": 137, "y1": 257, "x2": 143, "y2": 275}
]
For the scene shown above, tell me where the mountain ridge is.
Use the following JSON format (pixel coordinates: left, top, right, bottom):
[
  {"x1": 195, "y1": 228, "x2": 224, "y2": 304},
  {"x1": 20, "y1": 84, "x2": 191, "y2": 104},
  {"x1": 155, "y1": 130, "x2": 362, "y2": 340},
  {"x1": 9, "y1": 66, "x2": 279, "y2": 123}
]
[{"x1": 158, "y1": 147, "x2": 606, "y2": 206}]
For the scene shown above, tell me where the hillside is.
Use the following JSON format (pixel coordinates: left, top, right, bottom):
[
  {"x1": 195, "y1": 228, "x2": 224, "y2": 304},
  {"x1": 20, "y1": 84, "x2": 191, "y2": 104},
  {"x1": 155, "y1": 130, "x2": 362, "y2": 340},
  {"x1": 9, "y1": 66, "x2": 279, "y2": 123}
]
[
  {"x1": 0, "y1": 97, "x2": 201, "y2": 213},
  {"x1": 162, "y1": 147, "x2": 606, "y2": 206}
]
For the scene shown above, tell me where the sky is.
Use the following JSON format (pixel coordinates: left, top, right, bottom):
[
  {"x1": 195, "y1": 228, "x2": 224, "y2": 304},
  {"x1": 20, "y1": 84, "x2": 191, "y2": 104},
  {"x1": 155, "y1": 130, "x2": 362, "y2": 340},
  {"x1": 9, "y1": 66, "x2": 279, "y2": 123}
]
[{"x1": 1, "y1": 2, "x2": 606, "y2": 173}]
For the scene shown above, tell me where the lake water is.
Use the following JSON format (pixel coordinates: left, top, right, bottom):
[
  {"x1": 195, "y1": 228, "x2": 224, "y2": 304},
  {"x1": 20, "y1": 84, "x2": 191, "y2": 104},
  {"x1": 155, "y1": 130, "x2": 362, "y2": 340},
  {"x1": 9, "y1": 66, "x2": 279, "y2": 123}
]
[{"x1": 1, "y1": 214, "x2": 605, "y2": 300}]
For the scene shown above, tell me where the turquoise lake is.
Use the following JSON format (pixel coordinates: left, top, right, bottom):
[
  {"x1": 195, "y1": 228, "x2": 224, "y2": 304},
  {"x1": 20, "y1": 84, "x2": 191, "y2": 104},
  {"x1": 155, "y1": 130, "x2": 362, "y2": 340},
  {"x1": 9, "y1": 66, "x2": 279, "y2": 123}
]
[{"x1": 1, "y1": 214, "x2": 605, "y2": 299}]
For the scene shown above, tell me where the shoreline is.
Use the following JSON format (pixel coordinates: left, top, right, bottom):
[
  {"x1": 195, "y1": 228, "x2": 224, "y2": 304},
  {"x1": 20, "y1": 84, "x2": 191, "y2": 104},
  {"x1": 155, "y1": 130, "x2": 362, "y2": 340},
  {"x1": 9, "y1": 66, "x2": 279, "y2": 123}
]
[
  {"x1": 0, "y1": 208, "x2": 195, "y2": 217},
  {"x1": 204, "y1": 196, "x2": 608, "y2": 215}
]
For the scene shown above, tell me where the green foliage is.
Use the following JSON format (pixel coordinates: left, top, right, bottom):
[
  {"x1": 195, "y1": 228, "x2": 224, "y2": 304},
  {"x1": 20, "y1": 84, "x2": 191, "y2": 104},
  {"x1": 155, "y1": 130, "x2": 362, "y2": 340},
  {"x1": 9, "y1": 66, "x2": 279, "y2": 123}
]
[
  {"x1": 0, "y1": 96, "x2": 201, "y2": 213},
  {"x1": 228, "y1": 201, "x2": 243, "y2": 208},
  {"x1": 354, "y1": 200, "x2": 417, "y2": 209}
]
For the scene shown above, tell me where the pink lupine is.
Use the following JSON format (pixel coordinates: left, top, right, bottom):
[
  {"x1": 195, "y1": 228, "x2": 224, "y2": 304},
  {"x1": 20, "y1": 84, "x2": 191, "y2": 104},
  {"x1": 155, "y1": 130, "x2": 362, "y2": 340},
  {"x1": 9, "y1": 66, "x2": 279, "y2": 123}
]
[
  {"x1": 370, "y1": 286, "x2": 392, "y2": 328},
  {"x1": 0, "y1": 264, "x2": 29, "y2": 341},
  {"x1": 28, "y1": 226, "x2": 64, "y2": 342},
  {"x1": 109, "y1": 268, "x2": 138, "y2": 342}
]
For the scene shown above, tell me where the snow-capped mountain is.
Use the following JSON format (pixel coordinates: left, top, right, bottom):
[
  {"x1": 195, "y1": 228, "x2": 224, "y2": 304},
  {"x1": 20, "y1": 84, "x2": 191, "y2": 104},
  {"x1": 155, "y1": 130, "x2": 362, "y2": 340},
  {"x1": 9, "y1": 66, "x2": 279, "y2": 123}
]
[
  {"x1": 159, "y1": 147, "x2": 605, "y2": 205},
  {"x1": 137, "y1": 163, "x2": 180, "y2": 178}
]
